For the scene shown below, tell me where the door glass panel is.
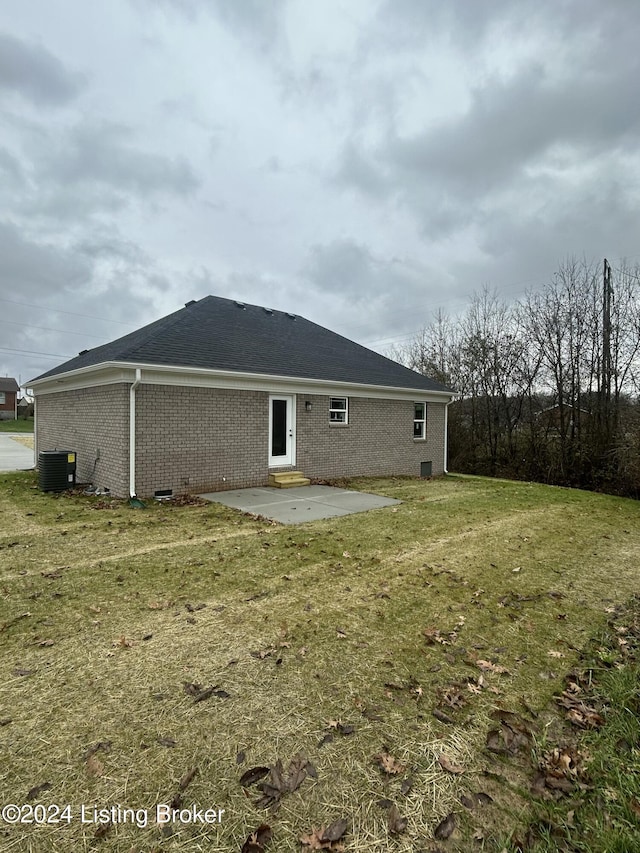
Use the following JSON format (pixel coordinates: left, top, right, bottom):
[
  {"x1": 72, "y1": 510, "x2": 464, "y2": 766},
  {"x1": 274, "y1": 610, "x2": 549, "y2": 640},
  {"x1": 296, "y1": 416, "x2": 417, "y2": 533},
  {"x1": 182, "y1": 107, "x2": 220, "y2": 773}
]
[{"x1": 271, "y1": 399, "x2": 287, "y2": 456}]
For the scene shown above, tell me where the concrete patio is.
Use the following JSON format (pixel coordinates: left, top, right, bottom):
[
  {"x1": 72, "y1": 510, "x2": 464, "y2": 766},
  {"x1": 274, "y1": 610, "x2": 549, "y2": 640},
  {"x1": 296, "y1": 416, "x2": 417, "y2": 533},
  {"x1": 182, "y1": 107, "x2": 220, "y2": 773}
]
[{"x1": 199, "y1": 483, "x2": 401, "y2": 524}]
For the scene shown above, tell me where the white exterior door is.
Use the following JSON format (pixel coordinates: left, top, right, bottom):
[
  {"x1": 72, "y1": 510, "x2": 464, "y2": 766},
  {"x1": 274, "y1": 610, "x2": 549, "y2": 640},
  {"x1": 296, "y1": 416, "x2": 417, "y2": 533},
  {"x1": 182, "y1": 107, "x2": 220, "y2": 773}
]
[{"x1": 268, "y1": 395, "x2": 295, "y2": 467}]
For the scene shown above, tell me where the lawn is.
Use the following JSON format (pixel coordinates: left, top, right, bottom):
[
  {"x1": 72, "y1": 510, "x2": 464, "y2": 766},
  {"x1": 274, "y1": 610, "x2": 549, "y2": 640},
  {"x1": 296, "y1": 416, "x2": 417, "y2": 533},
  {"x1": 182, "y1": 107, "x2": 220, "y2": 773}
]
[
  {"x1": 0, "y1": 472, "x2": 639, "y2": 852},
  {"x1": 0, "y1": 418, "x2": 33, "y2": 433}
]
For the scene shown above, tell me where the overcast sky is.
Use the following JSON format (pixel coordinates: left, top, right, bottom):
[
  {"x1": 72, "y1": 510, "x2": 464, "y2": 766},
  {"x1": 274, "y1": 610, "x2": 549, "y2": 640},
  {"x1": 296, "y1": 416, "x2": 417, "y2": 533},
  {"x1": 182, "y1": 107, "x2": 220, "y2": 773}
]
[{"x1": 2, "y1": 0, "x2": 639, "y2": 387}]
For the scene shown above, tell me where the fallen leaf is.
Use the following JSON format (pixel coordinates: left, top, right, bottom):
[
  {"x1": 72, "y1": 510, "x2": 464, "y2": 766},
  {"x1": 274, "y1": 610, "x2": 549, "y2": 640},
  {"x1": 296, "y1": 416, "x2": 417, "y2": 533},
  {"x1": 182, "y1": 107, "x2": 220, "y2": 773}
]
[
  {"x1": 254, "y1": 754, "x2": 313, "y2": 808},
  {"x1": 433, "y1": 708, "x2": 455, "y2": 724},
  {"x1": 94, "y1": 822, "x2": 112, "y2": 839},
  {"x1": 475, "y1": 792, "x2": 493, "y2": 806},
  {"x1": 26, "y1": 782, "x2": 51, "y2": 801},
  {"x1": 439, "y1": 685, "x2": 467, "y2": 709},
  {"x1": 241, "y1": 823, "x2": 272, "y2": 852},
  {"x1": 239, "y1": 766, "x2": 270, "y2": 787},
  {"x1": 178, "y1": 766, "x2": 198, "y2": 791},
  {"x1": 84, "y1": 741, "x2": 112, "y2": 760},
  {"x1": 374, "y1": 750, "x2": 406, "y2": 775},
  {"x1": 193, "y1": 685, "x2": 230, "y2": 703},
  {"x1": 321, "y1": 819, "x2": 348, "y2": 843},
  {"x1": 85, "y1": 755, "x2": 104, "y2": 777},
  {"x1": 156, "y1": 736, "x2": 177, "y2": 747},
  {"x1": 400, "y1": 776, "x2": 413, "y2": 796},
  {"x1": 438, "y1": 754, "x2": 465, "y2": 775},
  {"x1": 475, "y1": 659, "x2": 510, "y2": 674},
  {"x1": 423, "y1": 626, "x2": 449, "y2": 645},
  {"x1": 434, "y1": 813, "x2": 456, "y2": 840},
  {"x1": 388, "y1": 803, "x2": 408, "y2": 834},
  {"x1": 300, "y1": 818, "x2": 348, "y2": 850}
]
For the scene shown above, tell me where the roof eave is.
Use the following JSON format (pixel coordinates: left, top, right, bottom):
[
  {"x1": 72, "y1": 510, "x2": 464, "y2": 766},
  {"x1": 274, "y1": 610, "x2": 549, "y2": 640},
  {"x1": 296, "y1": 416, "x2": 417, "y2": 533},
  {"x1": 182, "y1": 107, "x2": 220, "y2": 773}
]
[{"x1": 29, "y1": 360, "x2": 456, "y2": 400}]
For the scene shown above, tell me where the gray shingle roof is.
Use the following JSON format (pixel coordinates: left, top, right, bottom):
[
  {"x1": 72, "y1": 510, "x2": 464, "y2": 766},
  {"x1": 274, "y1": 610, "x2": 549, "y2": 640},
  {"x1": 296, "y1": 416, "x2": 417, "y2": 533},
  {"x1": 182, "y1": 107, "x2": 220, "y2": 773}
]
[
  {"x1": 0, "y1": 377, "x2": 19, "y2": 392},
  {"x1": 31, "y1": 295, "x2": 452, "y2": 393}
]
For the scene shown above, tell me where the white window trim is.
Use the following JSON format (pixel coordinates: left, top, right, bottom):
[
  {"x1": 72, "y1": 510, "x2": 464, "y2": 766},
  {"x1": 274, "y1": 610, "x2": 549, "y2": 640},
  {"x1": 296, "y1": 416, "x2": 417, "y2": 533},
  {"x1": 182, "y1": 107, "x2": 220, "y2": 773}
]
[
  {"x1": 329, "y1": 396, "x2": 348, "y2": 424},
  {"x1": 0, "y1": 392, "x2": 5, "y2": 404},
  {"x1": 414, "y1": 402, "x2": 426, "y2": 440}
]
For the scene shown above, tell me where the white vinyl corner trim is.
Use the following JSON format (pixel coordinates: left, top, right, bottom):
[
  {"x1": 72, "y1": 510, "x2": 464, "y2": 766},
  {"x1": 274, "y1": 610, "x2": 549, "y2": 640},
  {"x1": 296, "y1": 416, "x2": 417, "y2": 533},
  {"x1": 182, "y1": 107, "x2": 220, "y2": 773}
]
[
  {"x1": 129, "y1": 368, "x2": 142, "y2": 497},
  {"x1": 444, "y1": 395, "x2": 454, "y2": 474}
]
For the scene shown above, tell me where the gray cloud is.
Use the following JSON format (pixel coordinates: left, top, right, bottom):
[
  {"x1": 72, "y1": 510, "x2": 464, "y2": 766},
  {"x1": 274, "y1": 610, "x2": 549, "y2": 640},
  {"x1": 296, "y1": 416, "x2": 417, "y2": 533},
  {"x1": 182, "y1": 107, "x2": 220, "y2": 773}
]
[
  {"x1": 384, "y1": 61, "x2": 640, "y2": 198},
  {"x1": 0, "y1": 31, "x2": 84, "y2": 105},
  {"x1": 0, "y1": 146, "x2": 24, "y2": 190},
  {"x1": 335, "y1": 3, "x2": 640, "y2": 247},
  {"x1": 140, "y1": 0, "x2": 287, "y2": 52},
  {"x1": 0, "y1": 221, "x2": 176, "y2": 381},
  {"x1": 39, "y1": 121, "x2": 200, "y2": 199},
  {"x1": 0, "y1": 221, "x2": 91, "y2": 297},
  {"x1": 334, "y1": 141, "x2": 390, "y2": 200},
  {"x1": 2, "y1": 0, "x2": 640, "y2": 385}
]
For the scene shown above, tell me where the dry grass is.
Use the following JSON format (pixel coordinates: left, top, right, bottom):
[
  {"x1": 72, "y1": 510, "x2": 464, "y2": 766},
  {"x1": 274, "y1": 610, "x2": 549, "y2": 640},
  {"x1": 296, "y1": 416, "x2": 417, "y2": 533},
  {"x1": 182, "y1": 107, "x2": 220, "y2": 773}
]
[
  {"x1": 1, "y1": 472, "x2": 639, "y2": 852},
  {"x1": 7, "y1": 436, "x2": 34, "y2": 450}
]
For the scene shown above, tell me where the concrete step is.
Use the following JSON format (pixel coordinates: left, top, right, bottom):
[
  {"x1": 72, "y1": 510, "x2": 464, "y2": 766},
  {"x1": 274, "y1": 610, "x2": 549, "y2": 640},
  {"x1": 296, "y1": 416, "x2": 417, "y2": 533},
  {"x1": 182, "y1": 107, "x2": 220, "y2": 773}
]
[{"x1": 269, "y1": 471, "x2": 311, "y2": 488}]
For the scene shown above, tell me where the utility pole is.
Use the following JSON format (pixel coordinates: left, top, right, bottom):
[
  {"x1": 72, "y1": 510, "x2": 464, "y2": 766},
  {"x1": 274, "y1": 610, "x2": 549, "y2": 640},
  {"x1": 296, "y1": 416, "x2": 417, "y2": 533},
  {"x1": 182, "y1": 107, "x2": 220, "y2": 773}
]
[{"x1": 602, "y1": 258, "x2": 613, "y2": 444}]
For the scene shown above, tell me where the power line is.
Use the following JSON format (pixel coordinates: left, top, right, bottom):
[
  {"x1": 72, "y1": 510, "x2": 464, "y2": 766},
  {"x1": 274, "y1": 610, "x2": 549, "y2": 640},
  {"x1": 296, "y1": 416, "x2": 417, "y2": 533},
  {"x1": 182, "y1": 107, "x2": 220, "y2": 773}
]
[
  {"x1": 0, "y1": 297, "x2": 133, "y2": 326},
  {"x1": 0, "y1": 318, "x2": 105, "y2": 339},
  {"x1": 0, "y1": 346, "x2": 71, "y2": 359}
]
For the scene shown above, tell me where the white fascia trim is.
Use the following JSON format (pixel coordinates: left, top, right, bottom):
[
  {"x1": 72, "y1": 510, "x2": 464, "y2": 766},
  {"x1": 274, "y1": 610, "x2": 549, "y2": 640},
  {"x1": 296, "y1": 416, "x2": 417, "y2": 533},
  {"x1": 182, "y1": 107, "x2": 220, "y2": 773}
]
[
  {"x1": 29, "y1": 365, "x2": 137, "y2": 395},
  {"x1": 30, "y1": 361, "x2": 457, "y2": 403}
]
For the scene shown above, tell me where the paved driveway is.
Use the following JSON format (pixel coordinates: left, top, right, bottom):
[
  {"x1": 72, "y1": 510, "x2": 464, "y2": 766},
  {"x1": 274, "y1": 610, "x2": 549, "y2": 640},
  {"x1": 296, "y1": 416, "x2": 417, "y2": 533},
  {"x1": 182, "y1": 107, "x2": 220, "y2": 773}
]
[
  {"x1": 199, "y1": 484, "x2": 401, "y2": 524},
  {"x1": 0, "y1": 433, "x2": 35, "y2": 472}
]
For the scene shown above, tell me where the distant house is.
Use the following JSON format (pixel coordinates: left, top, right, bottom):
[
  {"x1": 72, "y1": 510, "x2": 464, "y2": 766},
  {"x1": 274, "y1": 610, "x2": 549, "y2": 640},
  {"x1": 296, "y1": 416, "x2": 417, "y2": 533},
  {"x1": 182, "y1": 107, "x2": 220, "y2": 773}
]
[
  {"x1": 29, "y1": 296, "x2": 455, "y2": 498},
  {"x1": 536, "y1": 403, "x2": 592, "y2": 433},
  {"x1": 17, "y1": 396, "x2": 34, "y2": 418},
  {"x1": 0, "y1": 378, "x2": 19, "y2": 420}
]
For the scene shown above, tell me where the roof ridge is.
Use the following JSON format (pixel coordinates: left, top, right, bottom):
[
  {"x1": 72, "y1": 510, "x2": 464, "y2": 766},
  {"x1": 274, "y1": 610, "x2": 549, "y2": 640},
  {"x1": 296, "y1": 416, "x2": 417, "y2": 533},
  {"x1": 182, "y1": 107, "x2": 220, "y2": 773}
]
[{"x1": 114, "y1": 302, "x2": 196, "y2": 361}]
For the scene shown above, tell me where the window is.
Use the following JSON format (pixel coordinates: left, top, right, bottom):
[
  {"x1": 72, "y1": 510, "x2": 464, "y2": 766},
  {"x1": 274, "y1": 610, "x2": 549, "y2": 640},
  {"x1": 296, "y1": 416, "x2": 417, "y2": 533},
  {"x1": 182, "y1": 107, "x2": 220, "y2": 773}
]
[
  {"x1": 0, "y1": 392, "x2": 5, "y2": 404},
  {"x1": 414, "y1": 402, "x2": 426, "y2": 439},
  {"x1": 329, "y1": 397, "x2": 348, "y2": 424}
]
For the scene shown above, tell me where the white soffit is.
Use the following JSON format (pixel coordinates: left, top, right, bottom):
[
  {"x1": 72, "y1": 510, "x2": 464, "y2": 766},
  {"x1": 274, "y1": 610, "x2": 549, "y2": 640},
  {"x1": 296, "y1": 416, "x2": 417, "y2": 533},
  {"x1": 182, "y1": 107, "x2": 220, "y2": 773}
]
[{"x1": 29, "y1": 362, "x2": 455, "y2": 403}]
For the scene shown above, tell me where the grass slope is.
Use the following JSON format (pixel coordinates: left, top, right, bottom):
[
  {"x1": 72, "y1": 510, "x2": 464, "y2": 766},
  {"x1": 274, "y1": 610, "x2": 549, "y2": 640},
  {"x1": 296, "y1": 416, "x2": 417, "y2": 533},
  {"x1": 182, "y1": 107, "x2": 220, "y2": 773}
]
[
  {"x1": 0, "y1": 472, "x2": 638, "y2": 852},
  {"x1": 0, "y1": 419, "x2": 33, "y2": 433}
]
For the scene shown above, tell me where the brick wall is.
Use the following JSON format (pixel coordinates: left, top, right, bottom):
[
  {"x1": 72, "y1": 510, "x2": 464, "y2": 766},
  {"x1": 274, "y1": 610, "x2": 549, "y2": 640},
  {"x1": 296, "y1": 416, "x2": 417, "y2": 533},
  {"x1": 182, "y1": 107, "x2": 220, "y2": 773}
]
[
  {"x1": 35, "y1": 385, "x2": 129, "y2": 495},
  {"x1": 296, "y1": 395, "x2": 446, "y2": 479},
  {"x1": 0, "y1": 390, "x2": 16, "y2": 419},
  {"x1": 136, "y1": 387, "x2": 446, "y2": 496},
  {"x1": 134, "y1": 385, "x2": 269, "y2": 496},
  {"x1": 35, "y1": 384, "x2": 448, "y2": 498}
]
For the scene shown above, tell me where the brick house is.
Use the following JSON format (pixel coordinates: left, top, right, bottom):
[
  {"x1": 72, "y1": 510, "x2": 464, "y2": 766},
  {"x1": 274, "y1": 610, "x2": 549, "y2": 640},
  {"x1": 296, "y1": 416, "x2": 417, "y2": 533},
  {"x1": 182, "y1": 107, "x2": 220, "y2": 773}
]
[
  {"x1": 0, "y1": 378, "x2": 20, "y2": 420},
  {"x1": 29, "y1": 296, "x2": 455, "y2": 498}
]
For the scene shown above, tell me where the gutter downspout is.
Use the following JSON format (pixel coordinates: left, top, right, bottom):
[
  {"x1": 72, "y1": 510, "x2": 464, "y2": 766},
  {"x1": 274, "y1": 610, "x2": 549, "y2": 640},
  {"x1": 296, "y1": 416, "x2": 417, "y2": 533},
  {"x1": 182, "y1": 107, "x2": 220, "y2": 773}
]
[
  {"x1": 129, "y1": 369, "x2": 142, "y2": 497},
  {"x1": 32, "y1": 392, "x2": 37, "y2": 469},
  {"x1": 443, "y1": 395, "x2": 455, "y2": 474}
]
